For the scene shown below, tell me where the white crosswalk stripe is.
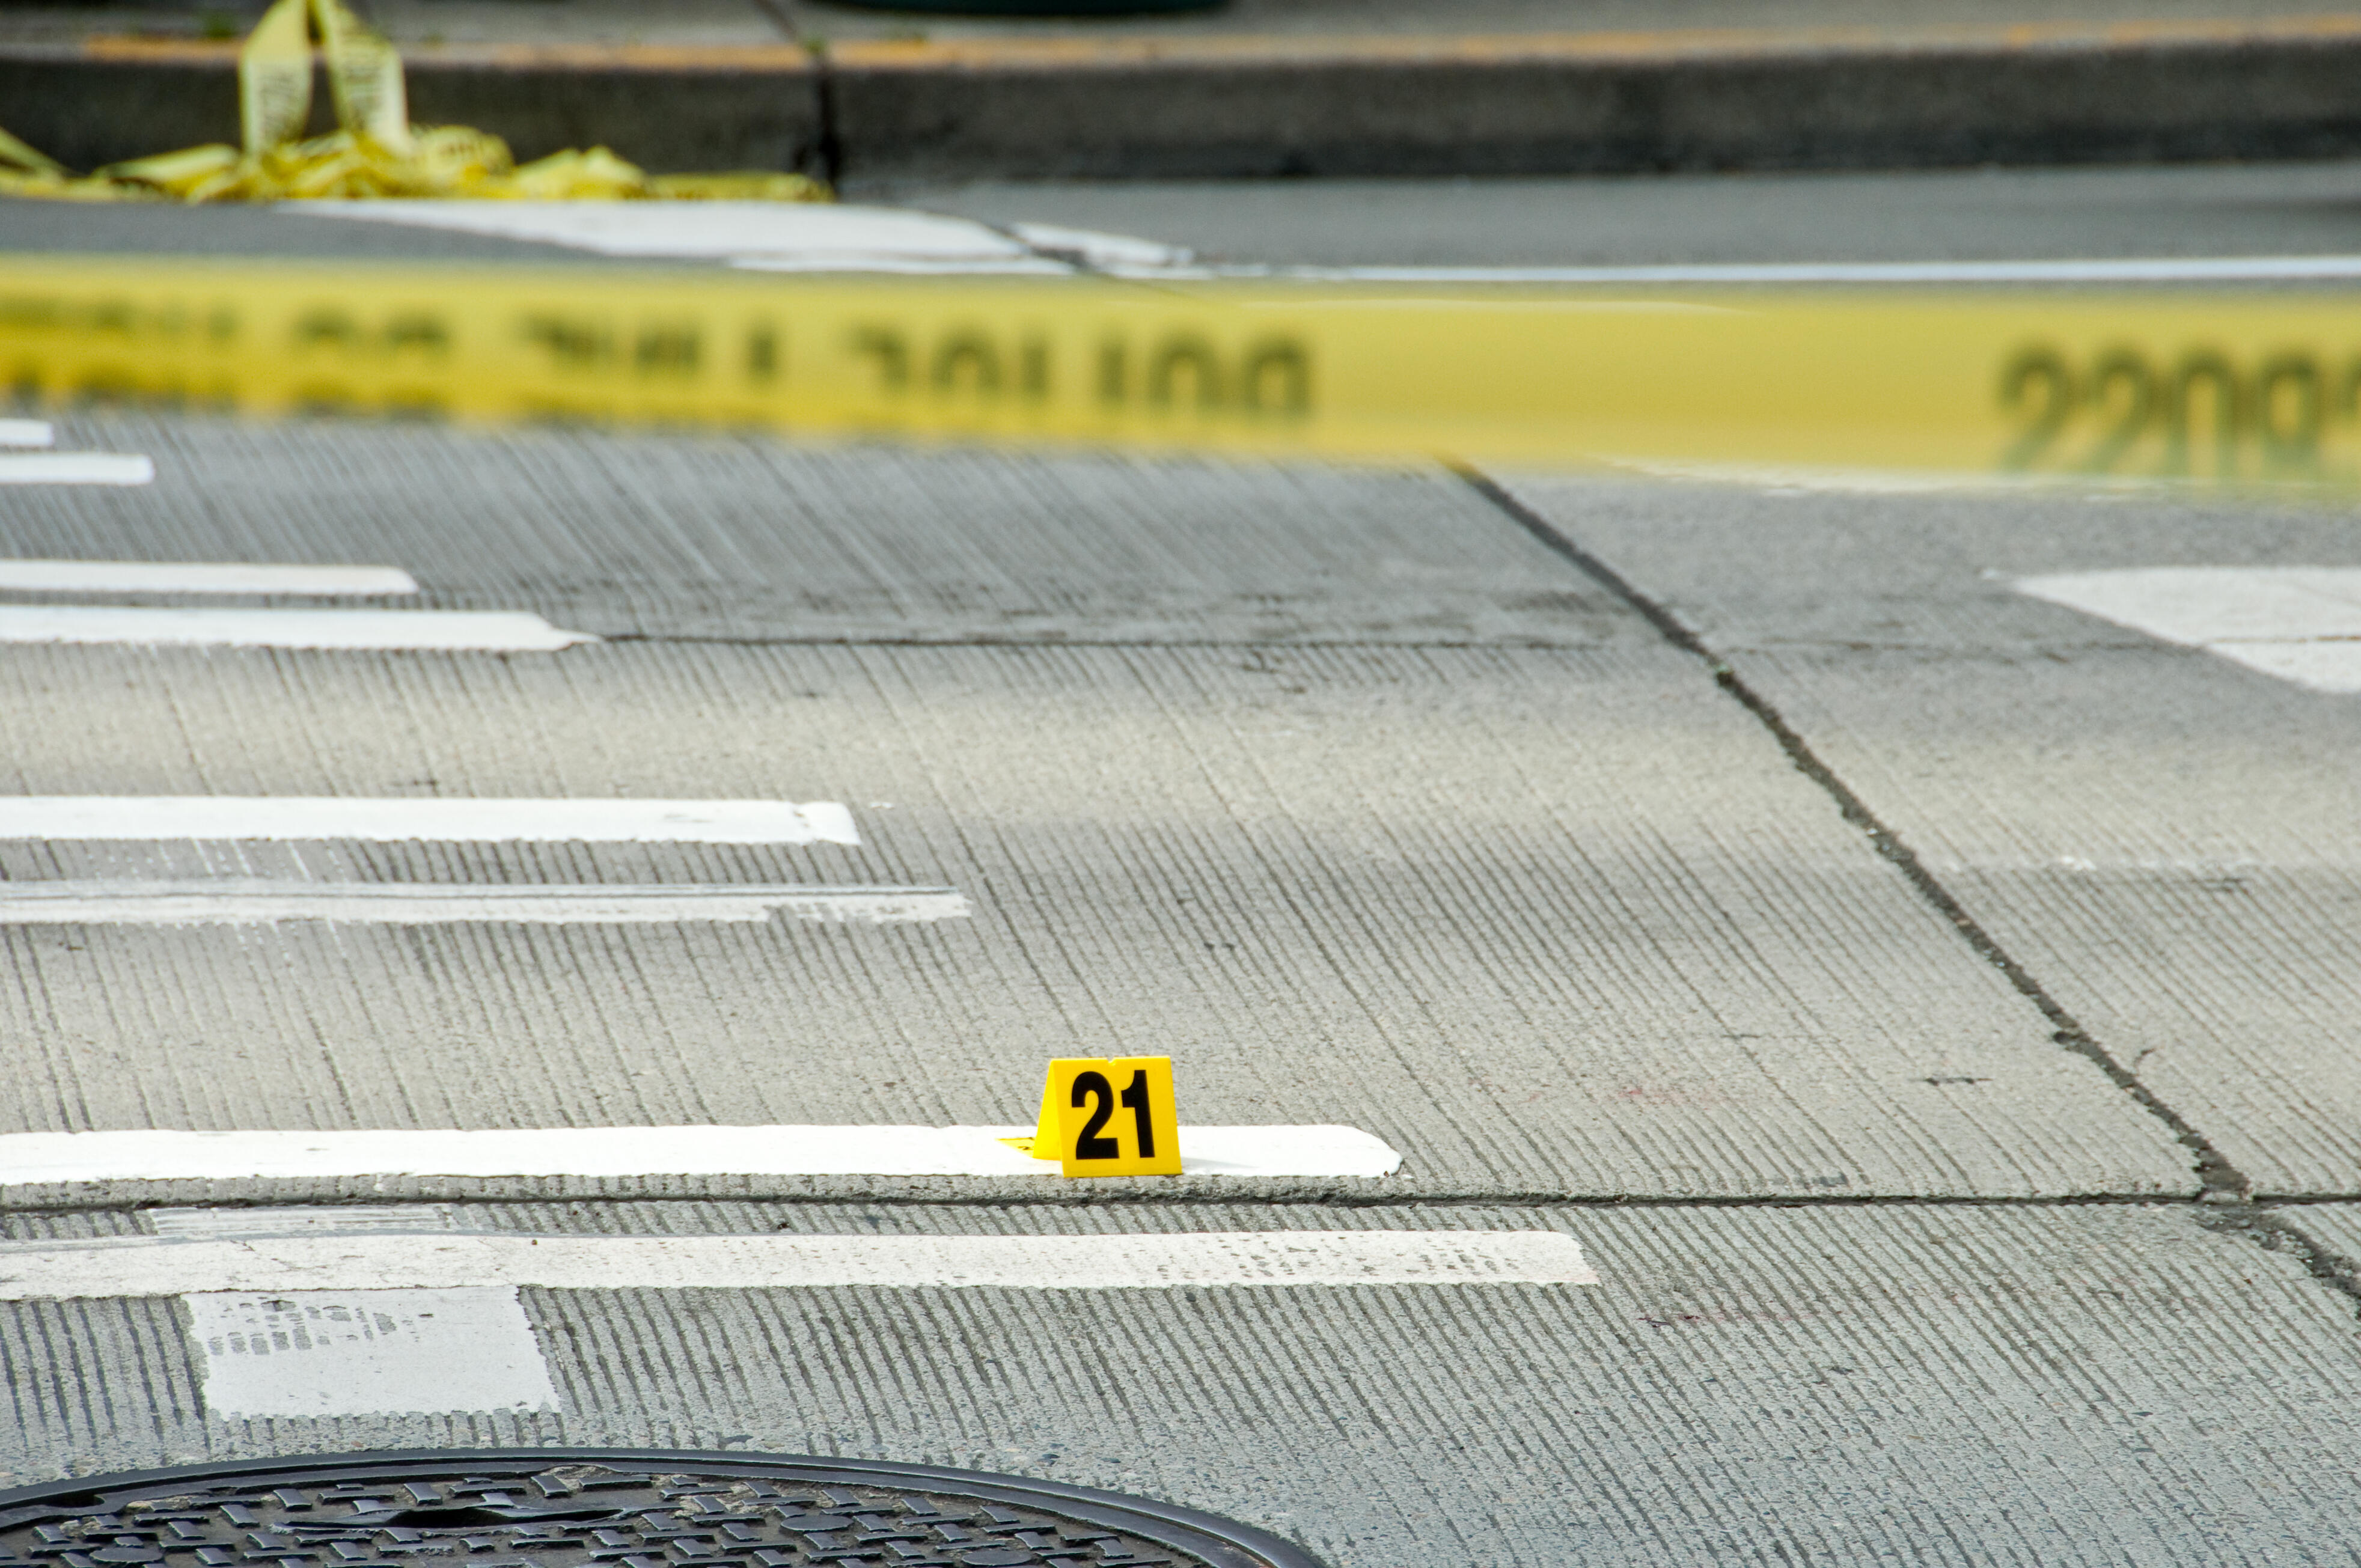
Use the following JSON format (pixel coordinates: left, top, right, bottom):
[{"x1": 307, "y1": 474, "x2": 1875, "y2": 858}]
[
  {"x1": 2017, "y1": 566, "x2": 2361, "y2": 693},
  {"x1": 0, "y1": 880, "x2": 966, "y2": 925},
  {"x1": 1, "y1": 795, "x2": 862, "y2": 843},
  {"x1": 0, "y1": 560, "x2": 418, "y2": 594},
  {"x1": 0, "y1": 603, "x2": 592, "y2": 648},
  {"x1": 0, "y1": 452, "x2": 153, "y2": 484},
  {"x1": 0, "y1": 1124, "x2": 1402, "y2": 1183},
  {"x1": 0, "y1": 1228, "x2": 1581, "y2": 1299}
]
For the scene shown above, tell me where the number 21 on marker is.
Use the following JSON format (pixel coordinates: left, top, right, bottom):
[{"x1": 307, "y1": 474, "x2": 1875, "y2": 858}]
[{"x1": 1035, "y1": 1057, "x2": 1183, "y2": 1178}]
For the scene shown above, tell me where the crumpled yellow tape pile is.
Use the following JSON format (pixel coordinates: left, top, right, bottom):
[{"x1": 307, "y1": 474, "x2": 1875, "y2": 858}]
[{"x1": 0, "y1": 0, "x2": 826, "y2": 203}]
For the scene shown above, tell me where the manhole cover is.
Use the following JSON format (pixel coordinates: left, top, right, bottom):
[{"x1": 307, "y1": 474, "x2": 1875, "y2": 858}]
[{"x1": 0, "y1": 1453, "x2": 1319, "y2": 1568}]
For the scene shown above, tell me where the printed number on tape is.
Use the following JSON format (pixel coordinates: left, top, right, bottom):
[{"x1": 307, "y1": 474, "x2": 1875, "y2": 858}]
[{"x1": 1029, "y1": 1056, "x2": 1182, "y2": 1178}]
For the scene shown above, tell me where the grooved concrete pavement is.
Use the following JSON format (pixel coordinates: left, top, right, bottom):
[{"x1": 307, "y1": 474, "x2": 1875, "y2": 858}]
[
  {"x1": 0, "y1": 418, "x2": 2190, "y2": 1206},
  {"x1": 1503, "y1": 472, "x2": 2361, "y2": 1198},
  {"x1": 2290, "y1": 1204, "x2": 2361, "y2": 1272},
  {"x1": 0, "y1": 421, "x2": 1628, "y2": 645},
  {"x1": 5, "y1": 1202, "x2": 2361, "y2": 1566}
]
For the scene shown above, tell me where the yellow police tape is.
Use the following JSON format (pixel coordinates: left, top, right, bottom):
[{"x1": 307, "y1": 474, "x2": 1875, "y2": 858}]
[
  {"x1": 0, "y1": 0, "x2": 825, "y2": 203},
  {"x1": 3, "y1": 255, "x2": 2357, "y2": 487}
]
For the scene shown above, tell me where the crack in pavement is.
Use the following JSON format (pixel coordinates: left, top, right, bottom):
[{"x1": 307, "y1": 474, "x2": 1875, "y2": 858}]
[{"x1": 1452, "y1": 461, "x2": 2361, "y2": 1317}]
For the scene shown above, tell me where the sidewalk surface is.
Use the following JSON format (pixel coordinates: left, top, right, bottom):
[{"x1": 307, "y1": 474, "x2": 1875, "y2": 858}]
[{"x1": 5, "y1": 0, "x2": 2361, "y2": 182}]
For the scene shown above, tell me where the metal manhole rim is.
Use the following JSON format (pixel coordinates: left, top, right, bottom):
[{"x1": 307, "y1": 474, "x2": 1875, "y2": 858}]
[{"x1": 0, "y1": 1447, "x2": 1324, "y2": 1568}]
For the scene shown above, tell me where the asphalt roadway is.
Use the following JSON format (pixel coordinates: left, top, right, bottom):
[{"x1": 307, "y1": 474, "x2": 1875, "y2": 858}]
[{"x1": 4, "y1": 171, "x2": 2361, "y2": 1565}]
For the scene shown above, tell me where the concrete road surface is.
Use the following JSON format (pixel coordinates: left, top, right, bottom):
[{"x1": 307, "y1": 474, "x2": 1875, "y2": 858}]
[{"x1": 3, "y1": 168, "x2": 2360, "y2": 1564}]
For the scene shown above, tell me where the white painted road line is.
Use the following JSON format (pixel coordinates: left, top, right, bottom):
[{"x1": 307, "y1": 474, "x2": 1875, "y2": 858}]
[
  {"x1": 1006, "y1": 221, "x2": 1194, "y2": 270},
  {"x1": 1616, "y1": 458, "x2": 2063, "y2": 495},
  {"x1": 0, "y1": 419, "x2": 55, "y2": 448},
  {"x1": 0, "y1": 452, "x2": 154, "y2": 484},
  {"x1": 0, "y1": 1230, "x2": 1587, "y2": 1298},
  {"x1": 289, "y1": 200, "x2": 1043, "y2": 263},
  {"x1": 0, "y1": 560, "x2": 420, "y2": 595},
  {"x1": 282, "y1": 208, "x2": 2351, "y2": 285},
  {"x1": 2016, "y1": 566, "x2": 2361, "y2": 693},
  {"x1": 186, "y1": 1287, "x2": 558, "y2": 1417},
  {"x1": 0, "y1": 797, "x2": 861, "y2": 844},
  {"x1": 0, "y1": 880, "x2": 967, "y2": 925},
  {"x1": 730, "y1": 255, "x2": 1073, "y2": 276},
  {"x1": 286, "y1": 200, "x2": 1191, "y2": 273},
  {"x1": 0, "y1": 605, "x2": 590, "y2": 649},
  {"x1": 0, "y1": 1124, "x2": 1403, "y2": 1182}
]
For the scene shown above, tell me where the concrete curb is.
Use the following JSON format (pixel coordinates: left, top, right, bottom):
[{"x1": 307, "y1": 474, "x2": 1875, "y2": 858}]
[
  {"x1": 0, "y1": 40, "x2": 826, "y2": 178},
  {"x1": 4, "y1": 17, "x2": 2361, "y2": 182}
]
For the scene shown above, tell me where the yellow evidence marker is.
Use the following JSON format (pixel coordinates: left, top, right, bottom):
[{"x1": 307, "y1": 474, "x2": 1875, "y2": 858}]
[{"x1": 1008, "y1": 1057, "x2": 1184, "y2": 1178}]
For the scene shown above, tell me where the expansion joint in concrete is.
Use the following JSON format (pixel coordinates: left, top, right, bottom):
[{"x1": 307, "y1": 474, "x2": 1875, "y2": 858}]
[
  {"x1": 1451, "y1": 462, "x2": 2256, "y2": 1212},
  {"x1": 2198, "y1": 1207, "x2": 2361, "y2": 1318}
]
